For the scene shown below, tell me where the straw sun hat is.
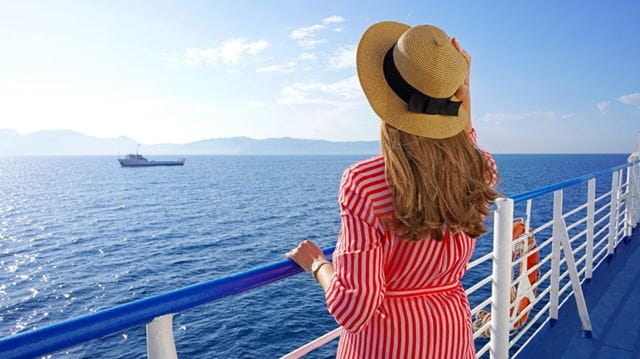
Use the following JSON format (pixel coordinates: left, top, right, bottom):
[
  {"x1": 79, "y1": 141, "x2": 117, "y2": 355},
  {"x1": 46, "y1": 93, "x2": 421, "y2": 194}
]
[{"x1": 357, "y1": 21, "x2": 469, "y2": 139}]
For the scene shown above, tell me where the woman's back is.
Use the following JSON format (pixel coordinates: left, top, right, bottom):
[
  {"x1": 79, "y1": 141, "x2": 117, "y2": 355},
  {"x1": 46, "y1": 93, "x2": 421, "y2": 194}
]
[
  {"x1": 326, "y1": 154, "x2": 479, "y2": 358},
  {"x1": 341, "y1": 154, "x2": 475, "y2": 289}
]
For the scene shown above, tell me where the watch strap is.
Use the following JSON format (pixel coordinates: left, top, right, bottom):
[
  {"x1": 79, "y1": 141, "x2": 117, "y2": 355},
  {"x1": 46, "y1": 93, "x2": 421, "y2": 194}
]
[{"x1": 312, "y1": 261, "x2": 330, "y2": 282}]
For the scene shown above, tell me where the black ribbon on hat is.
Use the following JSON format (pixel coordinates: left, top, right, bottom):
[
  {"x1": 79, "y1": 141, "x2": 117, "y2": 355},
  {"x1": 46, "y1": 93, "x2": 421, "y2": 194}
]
[{"x1": 383, "y1": 45, "x2": 461, "y2": 116}]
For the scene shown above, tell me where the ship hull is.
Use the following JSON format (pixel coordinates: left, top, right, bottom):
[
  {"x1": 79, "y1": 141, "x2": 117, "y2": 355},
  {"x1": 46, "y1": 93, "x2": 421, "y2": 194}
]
[{"x1": 118, "y1": 159, "x2": 186, "y2": 167}]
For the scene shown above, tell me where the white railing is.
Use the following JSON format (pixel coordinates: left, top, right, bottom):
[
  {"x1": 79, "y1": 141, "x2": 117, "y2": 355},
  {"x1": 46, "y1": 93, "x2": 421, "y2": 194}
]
[{"x1": 282, "y1": 156, "x2": 640, "y2": 359}]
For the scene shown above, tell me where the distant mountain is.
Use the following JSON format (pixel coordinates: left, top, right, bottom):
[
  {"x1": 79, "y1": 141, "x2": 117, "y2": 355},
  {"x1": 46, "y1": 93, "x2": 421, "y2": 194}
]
[
  {"x1": 0, "y1": 130, "x2": 380, "y2": 156},
  {"x1": 147, "y1": 137, "x2": 380, "y2": 155}
]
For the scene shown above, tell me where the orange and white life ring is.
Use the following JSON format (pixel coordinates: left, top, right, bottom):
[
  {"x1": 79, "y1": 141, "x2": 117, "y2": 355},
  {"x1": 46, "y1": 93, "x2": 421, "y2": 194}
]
[
  {"x1": 473, "y1": 219, "x2": 540, "y2": 337},
  {"x1": 509, "y1": 219, "x2": 539, "y2": 330}
]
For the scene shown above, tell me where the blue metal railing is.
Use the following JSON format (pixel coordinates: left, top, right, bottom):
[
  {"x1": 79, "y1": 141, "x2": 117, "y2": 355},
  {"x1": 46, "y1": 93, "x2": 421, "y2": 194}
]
[
  {"x1": 0, "y1": 159, "x2": 638, "y2": 358},
  {"x1": 511, "y1": 162, "x2": 635, "y2": 203}
]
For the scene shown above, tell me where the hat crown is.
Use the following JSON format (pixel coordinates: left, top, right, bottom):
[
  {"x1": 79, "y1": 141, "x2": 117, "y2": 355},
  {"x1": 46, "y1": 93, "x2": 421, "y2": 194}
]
[
  {"x1": 393, "y1": 25, "x2": 467, "y2": 98},
  {"x1": 355, "y1": 21, "x2": 469, "y2": 139}
]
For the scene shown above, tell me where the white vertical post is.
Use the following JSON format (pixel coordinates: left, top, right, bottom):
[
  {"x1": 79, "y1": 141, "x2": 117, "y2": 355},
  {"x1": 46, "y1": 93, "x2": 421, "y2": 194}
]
[
  {"x1": 608, "y1": 170, "x2": 619, "y2": 260},
  {"x1": 618, "y1": 169, "x2": 624, "y2": 237},
  {"x1": 625, "y1": 166, "x2": 632, "y2": 238},
  {"x1": 634, "y1": 163, "x2": 640, "y2": 227},
  {"x1": 631, "y1": 163, "x2": 636, "y2": 226},
  {"x1": 525, "y1": 199, "x2": 532, "y2": 232},
  {"x1": 549, "y1": 189, "x2": 592, "y2": 338},
  {"x1": 490, "y1": 198, "x2": 514, "y2": 359},
  {"x1": 549, "y1": 190, "x2": 562, "y2": 325},
  {"x1": 632, "y1": 164, "x2": 636, "y2": 226},
  {"x1": 586, "y1": 179, "x2": 595, "y2": 281},
  {"x1": 627, "y1": 162, "x2": 639, "y2": 230},
  {"x1": 553, "y1": 190, "x2": 593, "y2": 336},
  {"x1": 618, "y1": 169, "x2": 624, "y2": 241},
  {"x1": 146, "y1": 314, "x2": 178, "y2": 359}
]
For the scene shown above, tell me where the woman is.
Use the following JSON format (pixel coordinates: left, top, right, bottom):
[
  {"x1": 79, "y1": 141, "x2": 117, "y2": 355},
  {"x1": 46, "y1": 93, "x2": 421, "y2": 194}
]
[{"x1": 285, "y1": 22, "x2": 499, "y2": 358}]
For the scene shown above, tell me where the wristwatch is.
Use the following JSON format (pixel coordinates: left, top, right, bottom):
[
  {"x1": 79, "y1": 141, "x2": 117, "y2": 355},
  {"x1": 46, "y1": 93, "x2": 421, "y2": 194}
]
[{"x1": 311, "y1": 260, "x2": 330, "y2": 282}]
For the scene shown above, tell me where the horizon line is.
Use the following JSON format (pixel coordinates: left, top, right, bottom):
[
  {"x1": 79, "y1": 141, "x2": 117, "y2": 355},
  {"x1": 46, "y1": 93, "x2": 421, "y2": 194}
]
[{"x1": 0, "y1": 153, "x2": 632, "y2": 158}]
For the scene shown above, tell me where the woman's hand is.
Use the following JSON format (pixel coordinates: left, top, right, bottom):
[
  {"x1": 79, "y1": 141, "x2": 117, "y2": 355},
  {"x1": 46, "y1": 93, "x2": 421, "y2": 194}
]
[
  {"x1": 284, "y1": 239, "x2": 327, "y2": 272},
  {"x1": 451, "y1": 37, "x2": 472, "y2": 132},
  {"x1": 452, "y1": 37, "x2": 471, "y2": 86}
]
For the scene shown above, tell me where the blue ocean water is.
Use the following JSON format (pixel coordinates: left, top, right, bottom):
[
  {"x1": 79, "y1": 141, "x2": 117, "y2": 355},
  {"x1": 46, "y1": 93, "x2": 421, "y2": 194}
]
[{"x1": 0, "y1": 154, "x2": 629, "y2": 358}]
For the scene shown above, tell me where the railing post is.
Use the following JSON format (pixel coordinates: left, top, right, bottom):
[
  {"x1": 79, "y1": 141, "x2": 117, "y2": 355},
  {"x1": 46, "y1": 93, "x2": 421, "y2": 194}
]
[
  {"x1": 553, "y1": 190, "x2": 593, "y2": 336},
  {"x1": 607, "y1": 170, "x2": 619, "y2": 261},
  {"x1": 618, "y1": 169, "x2": 624, "y2": 235},
  {"x1": 624, "y1": 166, "x2": 633, "y2": 239},
  {"x1": 632, "y1": 163, "x2": 637, "y2": 227},
  {"x1": 629, "y1": 162, "x2": 639, "y2": 229},
  {"x1": 490, "y1": 197, "x2": 514, "y2": 359},
  {"x1": 525, "y1": 199, "x2": 532, "y2": 232},
  {"x1": 549, "y1": 190, "x2": 562, "y2": 325},
  {"x1": 634, "y1": 163, "x2": 640, "y2": 227},
  {"x1": 586, "y1": 179, "x2": 595, "y2": 282},
  {"x1": 146, "y1": 314, "x2": 178, "y2": 359}
]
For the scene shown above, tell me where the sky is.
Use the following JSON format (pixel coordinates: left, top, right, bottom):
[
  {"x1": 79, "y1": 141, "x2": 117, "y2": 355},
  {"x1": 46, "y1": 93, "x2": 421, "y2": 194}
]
[{"x1": 0, "y1": 1, "x2": 639, "y2": 153}]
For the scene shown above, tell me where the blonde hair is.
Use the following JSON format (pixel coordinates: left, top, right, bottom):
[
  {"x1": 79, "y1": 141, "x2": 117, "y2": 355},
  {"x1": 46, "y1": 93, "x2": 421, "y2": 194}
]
[{"x1": 380, "y1": 123, "x2": 500, "y2": 241}]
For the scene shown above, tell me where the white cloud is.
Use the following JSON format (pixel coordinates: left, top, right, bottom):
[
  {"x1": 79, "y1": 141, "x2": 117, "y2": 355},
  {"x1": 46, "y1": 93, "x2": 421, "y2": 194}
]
[
  {"x1": 328, "y1": 45, "x2": 356, "y2": 70},
  {"x1": 322, "y1": 15, "x2": 344, "y2": 24},
  {"x1": 178, "y1": 38, "x2": 268, "y2": 66},
  {"x1": 277, "y1": 76, "x2": 363, "y2": 106},
  {"x1": 290, "y1": 16, "x2": 345, "y2": 48},
  {"x1": 257, "y1": 61, "x2": 297, "y2": 73},
  {"x1": 333, "y1": 27, "x2": 343, "y2": 33},
  {"x1": 480, "y1": 111, "x2": 557, "y2": 124},
  {"x1": 218, "y1": 39, "x2": 268, "y2": 63},
  {"x1": 618, "y1": 93, "x2": 640, "y2": 108},
  {"x1": 596, "y1": 101, "x2": 611, "y2": 114},
  {"x1": 290, "y1": 24, "x2": 325, "y2": 41}
]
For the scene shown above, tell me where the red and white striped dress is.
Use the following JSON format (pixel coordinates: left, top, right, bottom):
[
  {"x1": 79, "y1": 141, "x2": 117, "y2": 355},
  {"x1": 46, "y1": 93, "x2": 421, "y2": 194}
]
[{"x1": 325, "y1": 129, "x2": 497, "y2": 358}]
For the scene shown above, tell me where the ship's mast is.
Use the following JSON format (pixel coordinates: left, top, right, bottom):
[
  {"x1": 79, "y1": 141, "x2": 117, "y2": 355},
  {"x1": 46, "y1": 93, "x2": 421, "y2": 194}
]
[{"x1": 137, "y1": 144, "x2": 140, "y2": 156}]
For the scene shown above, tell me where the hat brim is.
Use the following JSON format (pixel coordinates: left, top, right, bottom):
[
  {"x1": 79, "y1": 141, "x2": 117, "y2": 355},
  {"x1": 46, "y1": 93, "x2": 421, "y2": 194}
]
[{"x1": 356, "y1": 21, "x2": 469, "y2": 139}]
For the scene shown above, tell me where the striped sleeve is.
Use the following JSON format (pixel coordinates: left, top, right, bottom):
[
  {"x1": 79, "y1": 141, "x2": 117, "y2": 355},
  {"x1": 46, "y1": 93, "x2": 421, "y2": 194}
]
[
  {"x1": 469, "y1": 128, "x2": 498, "y2": 187},
  {"x1": 468, "y1": 127, "x2": 478, "y2": 143},
  {"x1": 485, "y1": 151, "x2": 498, "y2": 188},
  {"x1": 325, "y1": 167, "x2": 386, "y2": 333}
]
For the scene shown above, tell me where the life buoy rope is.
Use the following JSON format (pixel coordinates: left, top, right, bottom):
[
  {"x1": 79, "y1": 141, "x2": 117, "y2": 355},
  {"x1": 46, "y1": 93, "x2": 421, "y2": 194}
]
[{"x1": 472, "y1": 219, "x2": 540, "y2": 337}]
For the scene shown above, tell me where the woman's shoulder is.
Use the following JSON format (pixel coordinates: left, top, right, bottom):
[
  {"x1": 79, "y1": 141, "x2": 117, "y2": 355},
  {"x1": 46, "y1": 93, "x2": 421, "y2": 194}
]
[
  {"x1": 346, "y1": 154, "x2": 385, "y2": 175},
  {"x1": 341, "y1": 154, "x2": 385, "y2": 189},
  {"x1": 340, "y1": 155, "x2": 393, "y2": 211}
]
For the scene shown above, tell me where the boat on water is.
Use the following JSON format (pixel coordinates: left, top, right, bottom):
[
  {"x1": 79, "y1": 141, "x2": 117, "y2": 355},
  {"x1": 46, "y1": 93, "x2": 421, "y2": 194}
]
[
  {"x1": 1, "y1": 139, "x2": 640, "y2": 358},
  {"x1": 118, "y1": 154, "x2": 186, "y2": 167},
  {"x1": 118, "y1": 146, "x2": 185, "y2": 167}
]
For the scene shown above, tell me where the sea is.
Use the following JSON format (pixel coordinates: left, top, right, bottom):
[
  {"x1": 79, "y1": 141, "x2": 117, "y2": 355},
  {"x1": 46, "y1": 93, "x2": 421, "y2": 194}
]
[{"x1": 0, "y1": 154, "x2": 630, "y2": 358}]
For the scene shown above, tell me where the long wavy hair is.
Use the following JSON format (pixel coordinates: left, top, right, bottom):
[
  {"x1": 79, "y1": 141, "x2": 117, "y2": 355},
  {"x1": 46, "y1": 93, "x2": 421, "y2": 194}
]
[{"x1": 380, "y1": 123, "x2": 500, "y2": 241}]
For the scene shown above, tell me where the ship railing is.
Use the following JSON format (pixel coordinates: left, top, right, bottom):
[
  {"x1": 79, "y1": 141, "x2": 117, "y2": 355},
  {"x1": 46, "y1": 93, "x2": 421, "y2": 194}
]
[
  {"x1": 0, "y1": 158, "x2": 639, "y2": 359},
  {"x1": 500, "y1": 159, "x2": 640, "y2": 358}
]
